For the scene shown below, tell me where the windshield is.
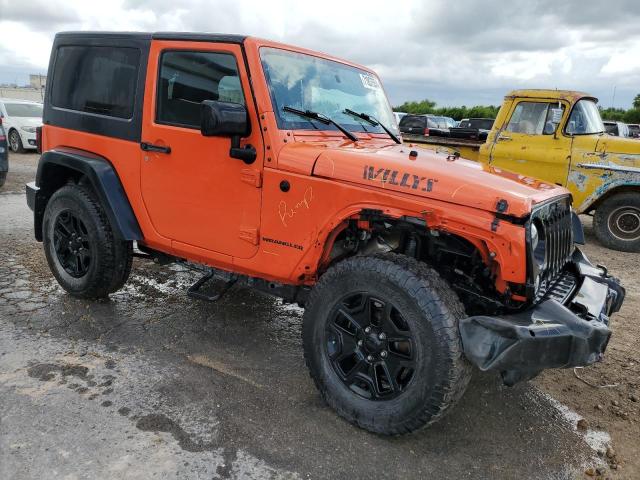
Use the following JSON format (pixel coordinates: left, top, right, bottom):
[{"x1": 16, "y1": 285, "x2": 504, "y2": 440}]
[
  {"x1": 566, "y1": 99, "x2": 604, "y2": 135},
  {"x1": 260, "y1": 47, "x2": 396, "y2": 135},
  {"x1": 4, "y1": 102, "x2": 43, "y2": 118}
]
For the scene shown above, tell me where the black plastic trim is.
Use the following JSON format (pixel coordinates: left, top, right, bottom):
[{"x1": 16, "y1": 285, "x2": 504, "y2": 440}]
[
  {"x1": 152, "y1": 32, "x2": 246, "y2": 44},
  {"x1": 460, "y1": 247, "x2": 625, "y2": 385},
  {"x1": 32, "y1": 149, "x2": 143, "y2": 241},
  {"x1": 571, "y1": 210, "x2": 585, "y2": 245}
]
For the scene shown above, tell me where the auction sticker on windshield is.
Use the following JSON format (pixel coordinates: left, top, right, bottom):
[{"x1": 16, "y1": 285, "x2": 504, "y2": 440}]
[{"x1": 360, "y1": 73, "x2": 380, "y2": 90}]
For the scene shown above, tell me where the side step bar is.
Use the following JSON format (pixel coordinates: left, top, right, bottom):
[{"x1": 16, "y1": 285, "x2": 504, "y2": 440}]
[{"x1": 187, "y1": 271, "x2": 238, "y2": 302}]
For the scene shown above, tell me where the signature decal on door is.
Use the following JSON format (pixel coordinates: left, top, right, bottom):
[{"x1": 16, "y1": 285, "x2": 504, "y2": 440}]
[
  {"x1": 278, "y1": 186, "x2": 313, "y2": 227},
  {"x1": 363, "y1": 165, "x2": 437, "y2": 192}
]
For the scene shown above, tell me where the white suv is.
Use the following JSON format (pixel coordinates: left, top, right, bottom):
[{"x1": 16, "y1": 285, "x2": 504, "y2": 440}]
[{"x1": 0, "y1": 98, "x2": 43, "y2": 153}]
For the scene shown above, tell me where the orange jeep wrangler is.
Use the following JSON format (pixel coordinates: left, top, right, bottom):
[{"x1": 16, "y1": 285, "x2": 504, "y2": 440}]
[{"x1": 27, "y1": 32, "x2": 625, "y2": 435}]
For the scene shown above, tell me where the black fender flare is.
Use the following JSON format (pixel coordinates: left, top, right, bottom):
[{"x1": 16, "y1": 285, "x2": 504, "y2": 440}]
[{"x1": 33, "y1": 148, "x2": 142, "y2": 241}]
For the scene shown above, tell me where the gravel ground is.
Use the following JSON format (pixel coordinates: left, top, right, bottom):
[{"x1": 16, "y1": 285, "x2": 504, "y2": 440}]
[{"x1": 0, "y1": 153, "x2": 637, "y2": 479}]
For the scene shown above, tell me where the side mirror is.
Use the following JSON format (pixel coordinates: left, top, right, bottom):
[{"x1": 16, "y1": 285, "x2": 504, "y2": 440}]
[
  {"x1": 201, "y1": 100, "x2": 249, "y2": 137},
  {"x1": 201, "y1": 100, "x2": 256, "y2": 164}
]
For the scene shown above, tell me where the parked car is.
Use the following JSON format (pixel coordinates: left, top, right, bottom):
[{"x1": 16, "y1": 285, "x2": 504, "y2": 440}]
[
  {"x1": 627, "y1": 123, "x2": 639, "y2": 138},
  {"x1": 450, "y1": 117, "x2": 495, "y2": 141},
  {"x1": 27, "y1": 33, "x2": 624, "y2": 435},
  {"x1": 441, "y1": 116, "x2": 456, "y2": 128},
  {"x1": 0, "y1": 98, "x2": 43, "y2": 153},
  {"x1": 0, "y1": 119, "x2": 7, "y2": 187},
  {"x1": 399, "y1": 114, "x2": 449, "y2": 137},
  {"x1": 393, "y1": 111, "x2": 407, "y2": 125},
  {"x1": 603, "y1": 120, "x2": 630, "y2": 137}
]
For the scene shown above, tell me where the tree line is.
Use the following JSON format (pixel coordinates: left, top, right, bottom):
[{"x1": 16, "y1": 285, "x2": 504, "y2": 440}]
[
  {"x1": 392, "y1": 99, "x2": 500, "y2": 121},
  {"x1": 394, "y1": 94, "x2": 640, "y2": 124}
]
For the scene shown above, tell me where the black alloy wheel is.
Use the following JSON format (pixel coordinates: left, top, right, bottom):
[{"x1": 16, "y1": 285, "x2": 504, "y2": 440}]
[
  {"x1": 53, "y1": 210, "x2": 93, "y2": 278},
  {"x1": 42, "y1": 184, "x2": 133, "y2": 298},
  {"x1": 326, "y1": 293, "x2": 416, "y2": 400}
]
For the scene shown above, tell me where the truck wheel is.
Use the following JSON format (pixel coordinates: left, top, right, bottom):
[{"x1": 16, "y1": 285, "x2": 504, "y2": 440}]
[
  {"x1": 8, "y1": 129, "x2": 25, "y2": 153},
  {"x1": 593, "y1": 193, "x2": 640, "y2": 252},
  {"x1": 42, "y1": 184, "x2": 133, "y2": 298},
  {"x1": 302, "y1": 253, "x2": 471, "y2": 435}
]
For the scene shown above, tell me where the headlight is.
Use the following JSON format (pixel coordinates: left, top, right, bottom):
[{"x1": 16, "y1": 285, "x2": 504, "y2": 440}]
[
  {"x1": 531, "y1": 221, "x2": 547, "y2": 270},
  {"x1": 21, "y1": 126, "x2": 37, "y2": 133},
  {"x1": 531, "y1": 223, "x2": 539, "y2": 250}
]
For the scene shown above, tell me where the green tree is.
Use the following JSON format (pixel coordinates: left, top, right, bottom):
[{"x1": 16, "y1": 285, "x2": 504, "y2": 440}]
[
  {"x1": 393, "y1": 99, "x2": 437, "y2": 114},
  {"x1": 633, "y1": 94, "x2": 640, "y2": 110},
  {"x1": 393, "y1": 99, "x2": 500, "y2": 121}
]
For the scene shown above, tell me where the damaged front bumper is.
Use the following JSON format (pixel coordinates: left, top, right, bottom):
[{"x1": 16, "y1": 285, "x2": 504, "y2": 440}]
[{"x1": 459, "y1": 248, "x2": 625, "y2": 385}]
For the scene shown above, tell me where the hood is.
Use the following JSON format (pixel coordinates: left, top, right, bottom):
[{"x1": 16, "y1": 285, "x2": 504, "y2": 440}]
[
  {"x1": 9, "y1": 116, "x2": 42, "y2": 129},
  {"x1": 290, "y1": 142, "x2": 568, "y2": 217},
  {"x1": 596, "y1": 135, "x2": 640, "y2": 163}
]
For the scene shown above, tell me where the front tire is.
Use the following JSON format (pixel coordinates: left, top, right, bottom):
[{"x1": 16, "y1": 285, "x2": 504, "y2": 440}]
[
  {"x1": 8, "y1": 129, "x2": 25, "y2": 153},
  {"x1": 302, "y1": 253, "x2": 471, "y2": 435},
  {"x1": 42, "y1": 184, "x2": 133, "y2": 298},
  {"x1": 593, "y1": 193, "x2": 640, "y2": 252}
]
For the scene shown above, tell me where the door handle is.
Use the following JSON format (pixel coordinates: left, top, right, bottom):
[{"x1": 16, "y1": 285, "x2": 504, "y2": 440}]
[
  {"x1": 141, "y1": 142, "x2": 171, "y2": 154},
  {"x1": 497, "y1": 134, "x2": 512, "y2": 141}
]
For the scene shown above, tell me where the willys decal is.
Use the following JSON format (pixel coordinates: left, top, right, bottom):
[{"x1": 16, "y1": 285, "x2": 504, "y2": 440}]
[{"x1": 363, "y1": 165, "x2": 438, "y2": 192}]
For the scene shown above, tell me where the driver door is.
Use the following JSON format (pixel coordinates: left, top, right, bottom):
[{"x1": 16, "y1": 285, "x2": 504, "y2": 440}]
[
  {"x1": 140, "y1": 40, "x2": 264, "y2": 259},
  {"x1": 489, "y1": 99, "x2": 571, "y2": 186}
]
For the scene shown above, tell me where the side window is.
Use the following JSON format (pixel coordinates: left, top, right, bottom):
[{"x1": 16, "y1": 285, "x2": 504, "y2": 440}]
[
  {"x1": 506, "y1": 102, "x2": 565, "y2": 135},
  {"x1": 156, "y1": 51, "x2": 245, "y2": 129},
  {"x1": 50, "y1": 46, "x2": 140, "y2": 119}
]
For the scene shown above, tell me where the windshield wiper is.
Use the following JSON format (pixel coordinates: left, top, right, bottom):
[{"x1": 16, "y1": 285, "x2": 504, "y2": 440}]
[
  {"x1": 343, "y1": 109, "x2": 401, "y2": 144},
  {"x1": 283, "y1": 106, "x2": 358, "y2": 142}
]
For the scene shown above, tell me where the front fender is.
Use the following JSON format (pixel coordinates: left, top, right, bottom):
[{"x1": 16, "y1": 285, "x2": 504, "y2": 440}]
[
  {"x1": 31, "y1": 148, "x2": 142, "y2": 241},
  {"x1": 568, "y1": 163, "x2": 640, "y2": 213}
]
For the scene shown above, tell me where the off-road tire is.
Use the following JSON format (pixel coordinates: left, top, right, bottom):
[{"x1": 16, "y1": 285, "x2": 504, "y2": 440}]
[
  {"x1": 303, "y1": 253, "x2": 472, "y2": 435},
  {"x1": 42, "y1": 184, "x2": 133, "y2": 298},
  {"x1": 593, "y1": 193, "x2": 640, "y2": 252},
  {"x1": 8, "y1": 129, "x2": 25, "y2": 153}
]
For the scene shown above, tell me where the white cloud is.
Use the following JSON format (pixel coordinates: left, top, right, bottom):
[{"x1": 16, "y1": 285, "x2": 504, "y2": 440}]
[{"x1": 0, "y1": 0, "x2": 638, "y2": 107}]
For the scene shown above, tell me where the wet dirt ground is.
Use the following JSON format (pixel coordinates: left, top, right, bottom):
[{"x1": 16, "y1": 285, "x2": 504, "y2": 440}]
[{"x1": 0, "y1": 153, "x2": 638, "y2": 479}]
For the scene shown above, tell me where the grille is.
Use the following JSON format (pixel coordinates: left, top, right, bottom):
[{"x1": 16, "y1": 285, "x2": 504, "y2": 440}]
[
  {"x1": 538, "y1": 270, "x2": 577, "y2": 303},
  {"x1": 530, "y1": 197, "x2": 574, "y2": 299}
]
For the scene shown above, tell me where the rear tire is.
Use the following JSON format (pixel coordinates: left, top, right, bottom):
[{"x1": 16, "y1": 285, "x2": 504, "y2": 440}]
[
  {"x1": 8, "y1": 129, "x2": 25, "y2": 153},
  {"x1": 302, "y1": 253, "x2": 471, "y2": 435},
  {"x1": 42, "y1": 184, "x2": 133, "y2": 298},
  {"x1": 593, "y1": 193, "x2": 640, "y2": 252}
]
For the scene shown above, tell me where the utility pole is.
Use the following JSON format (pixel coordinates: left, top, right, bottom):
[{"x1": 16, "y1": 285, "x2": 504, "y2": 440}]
[{"x1": 611, "y1": 85, "x2": 617, "y2": 109}]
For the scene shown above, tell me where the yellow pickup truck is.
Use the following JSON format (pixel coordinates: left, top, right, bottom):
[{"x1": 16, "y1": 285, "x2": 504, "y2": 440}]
[{"x1": 406, "y1": 90, "x2": 640, "y2": 252}]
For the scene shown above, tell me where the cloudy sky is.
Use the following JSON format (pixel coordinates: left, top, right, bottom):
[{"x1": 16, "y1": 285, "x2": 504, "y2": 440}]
[{"x1": 1, "y1": 0, "x2": 638, "y2": 108}]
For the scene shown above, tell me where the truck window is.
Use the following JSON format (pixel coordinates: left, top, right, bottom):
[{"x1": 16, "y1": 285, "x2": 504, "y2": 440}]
[
  {"x1": 156, "y1": 51, "x2": 245, "y2": 129},
  {"x1": 565, "y1": 99, "x2": 605, "y2": 135},
  {"x1": 506, "y1": 102, "x2": 565, "y2": 135},
  {"x1": 50, "y1": 46, "x2": 140, "y2": 119}
]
